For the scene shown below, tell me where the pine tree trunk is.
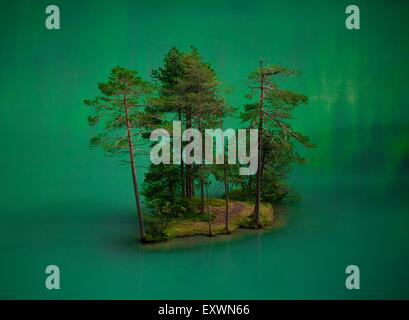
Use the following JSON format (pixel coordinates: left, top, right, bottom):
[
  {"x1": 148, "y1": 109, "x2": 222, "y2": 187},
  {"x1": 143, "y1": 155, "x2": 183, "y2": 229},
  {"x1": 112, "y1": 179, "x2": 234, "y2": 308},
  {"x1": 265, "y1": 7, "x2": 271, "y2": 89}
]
[
  {"x1": 181, "y1": 161, "x2": 185, "y2": 197},
  {"x1": 206, "y1": 185, "x2": 213, "y2": 236},
  {"x1": 124, "y1": 95, "x2": 145, "y2": 239},
  {"x1": 219, "y1": 115, "x2": 229, "y2": 232},
  {"x1": 199, "y1": 120, "x2": 205, "y2": 215},
  {"x1": 186, "y1": 106, "x2": 194, "y2": 198},
  {"x1": 254, "y1": 61, "x2": 264, "y2": 227},
  {"x1": 178, "y1": 109, "x2": 185, "y2": 197},
  {"x1": 200, "y1": 179, "x2": 205, "y2": 214},
  {"x1": 223, "y1": 160, "x2": 229, "y2": 232}
]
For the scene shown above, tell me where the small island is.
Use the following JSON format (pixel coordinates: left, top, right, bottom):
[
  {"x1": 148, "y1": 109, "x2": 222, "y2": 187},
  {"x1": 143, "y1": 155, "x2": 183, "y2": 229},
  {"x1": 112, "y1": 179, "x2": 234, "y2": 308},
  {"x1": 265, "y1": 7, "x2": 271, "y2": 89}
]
[
  {"x1": 84, "y1": 46, "x2": 314, "y2": 244},
  {"x1": 143, "y1": 199, "x2": 274, "y2": 243}
]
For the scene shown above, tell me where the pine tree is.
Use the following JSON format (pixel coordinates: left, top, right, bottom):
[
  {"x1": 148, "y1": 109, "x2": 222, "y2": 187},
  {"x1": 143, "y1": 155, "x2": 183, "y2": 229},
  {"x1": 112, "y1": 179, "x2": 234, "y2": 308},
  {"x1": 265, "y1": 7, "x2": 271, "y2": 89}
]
[
  {"x1": 84, "y1": 66, "x2": 153, "y2": 240},
  {"x1": 151, "y1": 47, "x2": 224, "y2": 229},
  {"x1": 241, "y1": 61, "x2": 314, "y2": 226},
  {"x1": 176, "y1": 49, "x2": 223, "y2": 215},
  {"x1": 151, "y1": 47, "x2": 188, "y2": 197}
]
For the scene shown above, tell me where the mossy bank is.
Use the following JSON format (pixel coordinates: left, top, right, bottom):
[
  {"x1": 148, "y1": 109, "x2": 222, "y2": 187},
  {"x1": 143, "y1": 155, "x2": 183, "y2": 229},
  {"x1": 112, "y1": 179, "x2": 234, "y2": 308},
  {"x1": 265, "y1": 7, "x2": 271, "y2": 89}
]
[{"x1": 143, "y1": 199, "x2": 274, "y2": 243}]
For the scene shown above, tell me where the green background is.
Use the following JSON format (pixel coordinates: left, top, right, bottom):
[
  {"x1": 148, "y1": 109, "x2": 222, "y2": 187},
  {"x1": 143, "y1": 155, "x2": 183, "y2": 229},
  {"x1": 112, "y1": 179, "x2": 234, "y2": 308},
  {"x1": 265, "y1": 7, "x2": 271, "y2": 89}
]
[{"x1": 1, "y1": 0, "x2": 408, "y2": 299}]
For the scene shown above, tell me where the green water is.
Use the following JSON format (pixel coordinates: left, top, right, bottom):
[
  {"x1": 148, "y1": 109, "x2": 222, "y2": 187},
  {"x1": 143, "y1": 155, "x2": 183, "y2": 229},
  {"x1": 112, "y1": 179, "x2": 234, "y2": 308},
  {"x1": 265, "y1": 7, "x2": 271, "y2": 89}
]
[{"x1": 1, "y1": 0, "x2": 409, "y2": 299}]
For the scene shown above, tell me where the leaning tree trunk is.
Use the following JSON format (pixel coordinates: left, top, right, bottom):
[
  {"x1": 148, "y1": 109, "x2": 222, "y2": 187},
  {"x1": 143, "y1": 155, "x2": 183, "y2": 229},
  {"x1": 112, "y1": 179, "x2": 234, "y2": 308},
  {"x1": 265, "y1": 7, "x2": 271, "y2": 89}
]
[{"x1": 124, "y1": 95, "x2": 145, "y2": 239}]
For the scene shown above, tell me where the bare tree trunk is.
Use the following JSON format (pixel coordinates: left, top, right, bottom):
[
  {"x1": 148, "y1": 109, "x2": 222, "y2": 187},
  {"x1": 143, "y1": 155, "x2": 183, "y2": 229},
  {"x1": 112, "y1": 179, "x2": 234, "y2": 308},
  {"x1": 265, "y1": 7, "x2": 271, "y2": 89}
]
[
  {"x1": 178, "y1": 109, "x2": 185, "y2": 197},
  {"x1": 223, "y1": 159, "x2": 229, "y2": 232},
  {"x1": 206, "y1": 185, "x2": 213, "y2": 236},
  {"x1": 199, "y1": 118, "x2": 205, "y2": 215},
  {"x1": 254, "y1": 61, "x2": 264, "y2": 227},
  {"x1": 200, "y1": 176, "x2": 205, "y2": 214},
  {"x1": 219, "y1": 115, "x2": 229, "y2": 232},
  {"x1": 181, "y1": 161, "x2": 185, "y2": 197},
  {"x1": 124, "y1": 95, "x2": 145, "y2": 239},
  {"x1": 186, "y1": 107, "x2": 193, "y2": 198}
]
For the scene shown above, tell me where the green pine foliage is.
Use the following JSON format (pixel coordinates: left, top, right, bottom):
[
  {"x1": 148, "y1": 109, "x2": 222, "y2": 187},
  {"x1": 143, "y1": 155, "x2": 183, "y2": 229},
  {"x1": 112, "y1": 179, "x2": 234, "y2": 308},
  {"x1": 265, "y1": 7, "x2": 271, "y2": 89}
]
[
  {"x1": 86, "y1": 51, "x2": 315, "y2": 242},
  {"x1": 239, "y1": 63, "x2": 315, "y2": 206}
]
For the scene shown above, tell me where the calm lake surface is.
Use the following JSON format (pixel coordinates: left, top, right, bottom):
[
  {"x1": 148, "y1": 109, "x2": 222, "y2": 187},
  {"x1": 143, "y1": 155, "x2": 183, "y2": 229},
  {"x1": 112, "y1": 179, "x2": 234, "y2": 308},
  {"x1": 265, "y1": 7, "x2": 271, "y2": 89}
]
[{"x1": 0, "y1": 0, "x2": 408, "y2": 299}]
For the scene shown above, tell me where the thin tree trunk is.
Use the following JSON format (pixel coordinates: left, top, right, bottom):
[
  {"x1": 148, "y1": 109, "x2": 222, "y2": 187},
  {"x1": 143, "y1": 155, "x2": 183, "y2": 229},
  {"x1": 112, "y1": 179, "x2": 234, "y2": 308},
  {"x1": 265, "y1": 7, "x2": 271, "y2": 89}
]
[
  {"x1": 124, "y1": 95, "x2": 145, "y2": 239},
  {"x1": 181, "y1": 161, "x2": 185, "y2": 197},
  {"x1": 178, "y1": 109, "x2": 185, "y2": 197},
  {"x1": 200, "y1": 175, "x2": 205, "y2": 214},
  {"x1": 254, "y1": 61, "x2": 264, "y2": 227},
  {"x1": 219, "y1": 115, "x2": 229, "y2": 232},
  {"x1": 186, "y1": 107, "x2": 192, "y2": 198},
  {"x1": 206, "y1": 185, "x2": 213, "y2": 236},
  {"x1": 223, "y1": 158, "x2": 229, "y2": 232},
  {"x1": 186, "y1": 167, "x2": 191, "y2": 198},
  {"x1": 199, "y1": 118, "x2": 205, "y2": 215}
]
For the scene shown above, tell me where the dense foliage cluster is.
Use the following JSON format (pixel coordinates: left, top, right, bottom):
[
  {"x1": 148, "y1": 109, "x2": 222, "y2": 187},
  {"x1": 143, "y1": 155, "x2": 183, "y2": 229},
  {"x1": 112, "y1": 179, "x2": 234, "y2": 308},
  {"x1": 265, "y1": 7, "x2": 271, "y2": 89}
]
[{"x1": 85, "y1": 47, "x2": 314, "y2": 241}]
